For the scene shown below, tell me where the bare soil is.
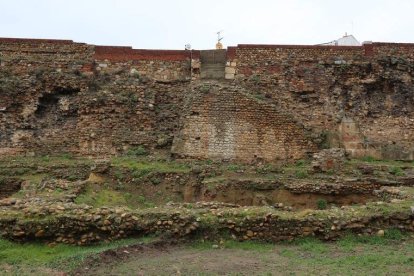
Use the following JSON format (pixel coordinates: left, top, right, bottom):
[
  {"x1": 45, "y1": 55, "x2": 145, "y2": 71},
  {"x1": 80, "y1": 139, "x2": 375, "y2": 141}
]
[{"x1": 72, "y1": 239, "x2": 414, "y2": 276}]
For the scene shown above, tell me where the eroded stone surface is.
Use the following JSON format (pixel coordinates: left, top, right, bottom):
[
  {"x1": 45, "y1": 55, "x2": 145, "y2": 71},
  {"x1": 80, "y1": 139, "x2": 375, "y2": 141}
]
[{"x1": 2, "y1": 39, "x2": 414, "y2": 161}]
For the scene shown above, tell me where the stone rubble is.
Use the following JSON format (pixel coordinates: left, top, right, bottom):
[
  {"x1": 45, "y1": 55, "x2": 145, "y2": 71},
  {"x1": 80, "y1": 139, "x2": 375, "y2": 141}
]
[{"x1": 0, "y1": 178, "x2": 413, "y2": 245}]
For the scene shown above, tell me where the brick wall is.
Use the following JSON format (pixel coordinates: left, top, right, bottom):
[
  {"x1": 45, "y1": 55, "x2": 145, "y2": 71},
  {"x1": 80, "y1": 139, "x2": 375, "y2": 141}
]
[
  {"x1": 172, "y1": 84, "x2": 316, "y2": 162},
  {"x1": 94, "y1": 46, "x2": 198, "y2": 82}
]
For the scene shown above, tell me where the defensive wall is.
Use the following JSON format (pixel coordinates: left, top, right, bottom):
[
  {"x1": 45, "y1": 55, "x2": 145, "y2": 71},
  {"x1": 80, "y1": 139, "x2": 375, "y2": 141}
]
[{"x1": 1, "y1": 37, "x2": 414, "y2": 161}]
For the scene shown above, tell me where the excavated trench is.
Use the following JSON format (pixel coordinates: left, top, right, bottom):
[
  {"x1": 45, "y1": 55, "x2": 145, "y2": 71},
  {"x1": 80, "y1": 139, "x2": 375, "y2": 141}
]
[
  {"x1": 182, "y1": 184, "x2": 378, "y2": 210},
  {"x1": 86, "y1": 167, "x2": 394, "y2": 211},
  {"x1": 69, "y1": 166, "x2": 408, "y2": 211}
]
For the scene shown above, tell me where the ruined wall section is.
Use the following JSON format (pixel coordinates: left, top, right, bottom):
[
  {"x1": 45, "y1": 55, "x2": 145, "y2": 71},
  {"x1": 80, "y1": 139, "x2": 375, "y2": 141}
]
[
  {"x1": 172, "y1": 84, "x2": 316, "y2": 162},
  {"x1": 77, "y1": 79, "x2": 189, "y2": 156},
  {"x1": 94, "y1": 46, "x2": 198, "y2": 82},
  {"x1": 0, "y1": 38, "x2": 94, "y2": 155},
  {"x1": 232, "y1": 43, "x2": 414, "y2": 159},
  {"x1": 76, "y1": 47, "x2": 195, "y2": 156},
  {"x1": 2, "y1": 37, "x2": 414, "y2": 161},
  {"x1": 0, "y1": 39, "x2": 194, "y2": 156}
]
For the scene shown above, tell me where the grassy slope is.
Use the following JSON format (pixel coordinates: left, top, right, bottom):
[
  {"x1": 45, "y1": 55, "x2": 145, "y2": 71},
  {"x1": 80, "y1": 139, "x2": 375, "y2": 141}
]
[{"x1": 0, "y1": 236, "x2": 156, "y2": 275}]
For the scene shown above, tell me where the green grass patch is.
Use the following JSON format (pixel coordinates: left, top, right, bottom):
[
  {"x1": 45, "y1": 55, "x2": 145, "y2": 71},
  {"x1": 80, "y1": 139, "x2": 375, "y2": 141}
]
[
  {"x1": 295, "y1": 159, "x2": 307, "y2": 167},
  {"x1": 291, "y1": 237, "x2": 328, "y2": 254},
  {"x1": 0, "y1": 236, "x2": 156, "y2": 272},
  {"x1": 0, "y1": 155, "x2": 93, "y2": 168},
  {"x1": 131, "y1": 168, "x2": 152, "y2": 179},
  {"x1": 75, "y1": 183, "x2": 157, "y2": 209},
  {"x1": 135, "y1": 195, "x2": 156, "y2": 208},
  {"x1": 389, "y1": 166, "x2": 405, "y2": 176},
  {"x1": 294, "y1": 169, "x2": 308, "y2": 179},
  {"x1": 75, "y1": 185, "x2": 128, "y2": 207},
  {"x1": 338, "y1": 228, "x2": 406, "y2": 249},
  {"x1": 361, "y1": 156, "x2": 377, "y2": 162},
  {"x1": 348, "y1": 157, "x2": 410, "y2": 167},
  {"x1": 227, "y1": 164, "x2": 242, "y2": 172},
  {"x1": 125, "y1": 146, "x2": 148, "y2": 157},
  {"x1": 316, "y1": 199, "x2": 328, "y2": 210}
]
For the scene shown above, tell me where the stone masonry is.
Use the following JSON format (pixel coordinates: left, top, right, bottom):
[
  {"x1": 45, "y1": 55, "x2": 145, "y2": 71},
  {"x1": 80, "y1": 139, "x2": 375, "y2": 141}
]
[
  {"x1": 2, "y1": 38, "x2": 414, "y2": 161},
  {"x1": 172, "y1": 83, "x2": 316, "y2": 162}
]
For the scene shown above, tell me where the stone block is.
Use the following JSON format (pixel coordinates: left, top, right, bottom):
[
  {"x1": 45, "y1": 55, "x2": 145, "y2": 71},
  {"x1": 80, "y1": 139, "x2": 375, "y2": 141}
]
[
  {"x1": 225, "y1": 67, "x2": 236, "y2": 74},
  {"x1": 312, "y1": 148, "x2": 346, "y2": 172}
]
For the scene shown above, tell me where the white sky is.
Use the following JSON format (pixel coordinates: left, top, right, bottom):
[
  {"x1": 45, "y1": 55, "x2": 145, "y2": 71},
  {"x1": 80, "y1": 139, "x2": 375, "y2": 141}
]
[{"x1": 1, "y1": 0, "x2": 413, "y2": 49}]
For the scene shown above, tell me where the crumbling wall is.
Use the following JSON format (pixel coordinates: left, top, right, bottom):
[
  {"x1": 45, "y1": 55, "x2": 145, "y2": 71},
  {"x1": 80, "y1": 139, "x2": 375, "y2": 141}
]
[
  {"x1": 2, "y1": 37, "x2": 414, "y2": 161},
  {"x1": 232, "y1": 43, "x2": 414, "y2": 160},
  {"x1": 0, "y1": 39, "x2": 196, "y2": 156},
  {"x1": 77, "y1": 80, "x2": 188, "y2": 156},
  {"x1": 0, "y1": 38, "x2": 94, "y2": 155},
  {"x1": 94, "y1": 46, "x2": 197, "y2": 82}
]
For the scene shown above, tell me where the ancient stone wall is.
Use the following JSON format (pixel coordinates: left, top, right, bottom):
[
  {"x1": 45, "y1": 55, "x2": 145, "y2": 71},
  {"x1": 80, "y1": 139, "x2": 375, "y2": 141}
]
[
  {"x1": 77, "y1": 80, "x2": 188, "y2": 156},
  {"x1": 232, "y1": 43, "x2": 414, "y2": 160},
  {"x1": 0, "y1": 38, "x2": 191, "y2": 156},
  {"x1": 2, "y1": 37, "x2": 414, "y2": 161},
  {"x1": 0, "y1": 38, "x2": 94, "y2": 155},
  {"x1": 172, "y1": 84, "x2": 316, "y2": 162},
  {"x1": 94, "y1": 46, "x2": 196, "y2": 82}
]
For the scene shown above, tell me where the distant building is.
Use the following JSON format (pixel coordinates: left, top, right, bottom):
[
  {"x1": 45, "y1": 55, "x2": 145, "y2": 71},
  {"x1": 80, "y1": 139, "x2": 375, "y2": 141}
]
[{"x1": 318, "y1": 33, "x2": 361, "y2": 46}]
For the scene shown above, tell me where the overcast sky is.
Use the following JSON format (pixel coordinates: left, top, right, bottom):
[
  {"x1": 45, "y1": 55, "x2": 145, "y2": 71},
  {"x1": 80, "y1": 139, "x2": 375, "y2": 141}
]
[{"x1": 1, "y1": 0, "x2": 413, "y2": 49}]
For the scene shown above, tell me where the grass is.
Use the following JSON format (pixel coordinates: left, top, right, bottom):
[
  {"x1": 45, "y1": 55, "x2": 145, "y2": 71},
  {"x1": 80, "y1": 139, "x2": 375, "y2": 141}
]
[
  {"x1": 316, "y1": 198, "x2": 328, "y2": 210},
  {"x1": 190, "y1": 228, "x2": 409, "y2": 254},
  {"x1": 348, "y1": 157, "x2": 411, "y2": 167},
  {"x1": 75, "y1": 183, "x2": 157, "y2": 209},
  {"x1": 389, "y1": 166, "x2": 405, "y2": 176},
  {"x1": 276, "y1": 159, "x2": 312, "y2": 179},
  {"x1": 295, "y1": 159, "x2": 307, "y2": 167},
  {"x1": 281, "y1": 231, "x2": 414, "y2": 275},
  {"x1": 294, "y1": 169, "x2": 308, "y2": 178},
  {"x1": 0, "y1": 229, "x2": 413, "y2": 275},
  {"x1": 0, "y1": 155, "x2": 93, "y2": 167},
  {"x1": 337, "y1": 228, "x2": 406, "y2": 249},
  {"x1": 130, "y1": 168, "x2": 151, "y2": 179},
  {"x1": 111, "y1": 157, "x2": 191, "y2": 173},
  {"x1": 135, "y1": 195, "x2": 156, "y2": 208},
  {"x1": 361, "y1": 156, "x2": 377, "y2": 162},
  {"x1": 0, "y1": 236, "x2": 156, "y2": 273},
  {"x1": 125, "y1": 145, "x2": 148, "y2": 157},
  {"x1": 75, "y1": 186, "x2": 128, "y2": 208},
  {"x1": 227, "y1": 164, "x2": 243, "y2": 172},
  {"x1": 291, "y1": 237, "x2": 329, "y2": 254}
]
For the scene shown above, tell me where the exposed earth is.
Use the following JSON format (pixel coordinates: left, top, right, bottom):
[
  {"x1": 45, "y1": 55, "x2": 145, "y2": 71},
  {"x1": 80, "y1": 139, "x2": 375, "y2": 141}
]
[{"x1": 74, "y1": 238, "x2": 414, "y2": 276}]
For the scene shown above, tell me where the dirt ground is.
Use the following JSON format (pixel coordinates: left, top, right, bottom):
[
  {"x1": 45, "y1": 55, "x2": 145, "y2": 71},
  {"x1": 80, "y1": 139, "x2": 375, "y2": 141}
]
[
  {"x1": 1, "y1": 238, "x2": 414, "y2": 276},
  {"x1": 72, "y1": 240, "x2": 414, "y2": 276}
]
